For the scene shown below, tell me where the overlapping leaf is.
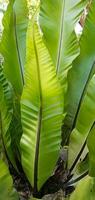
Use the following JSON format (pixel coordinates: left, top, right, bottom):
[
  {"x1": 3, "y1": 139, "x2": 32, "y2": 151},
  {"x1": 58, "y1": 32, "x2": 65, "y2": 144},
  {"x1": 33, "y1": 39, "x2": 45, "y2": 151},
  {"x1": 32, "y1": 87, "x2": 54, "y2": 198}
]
[
  {"x1": 39, "y1": 0, "x2": 87, "y2": 85},
  {"x1": 0, "y1": 65, "x2": 16, "y2": 166},
  {"x1": 68, "y1": 76, "x2": 95, "y2": 169},
  {"x1": 63, "y1": 0, "x2": 95, "y2": 143},
  {"x1": 0, "y1": 0, "x2": 28, "y2": 170},
  {"x1": 0, "y1": 0, "x2": 28, "y2": 95},
  {"x1": 20, "y1": 21, "x2": 63, "y2": 191},
  {"x1": 62, "y1": 1, "x2": 95, "y2": 177}
]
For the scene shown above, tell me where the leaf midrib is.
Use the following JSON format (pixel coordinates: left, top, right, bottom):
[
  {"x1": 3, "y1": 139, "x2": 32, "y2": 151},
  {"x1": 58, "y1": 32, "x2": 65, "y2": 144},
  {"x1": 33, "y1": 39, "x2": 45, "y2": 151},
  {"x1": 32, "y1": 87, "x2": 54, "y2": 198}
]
[{"x1": 33, "y1": 24, "x2": 43, "y2": 193}]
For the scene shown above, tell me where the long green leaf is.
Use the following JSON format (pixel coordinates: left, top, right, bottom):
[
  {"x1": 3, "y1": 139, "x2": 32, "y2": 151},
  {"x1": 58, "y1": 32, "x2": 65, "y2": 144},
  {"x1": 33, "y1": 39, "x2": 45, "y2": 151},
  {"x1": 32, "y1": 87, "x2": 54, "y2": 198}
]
[
  {"x1": 63, "y1": 0, "x2": 95, "y2": 144},
  {"x1": 20, "y1": 21, "x2": 63, "y2": 191},
  {"x1": 68, "y1": 75, "x2": 95, "y2": 169},
  {"x1": 0, "y1": 69, "x2": 23, "y2": 171},
  {"x1": 39, "y1": 0, "x2": 87, "y2": 83},
  {"x1": 0, "y1": 65, "x2": 16, "y2": 167},
  {"x1": 0, "y1": 0, "x2": 28, "y2": 95},
  {"x1": 0, "y1": 0, "x2": 28, "y2": 170},
  {"x1": 0, "y1": 64, "x2": 22, "y2": 170}
]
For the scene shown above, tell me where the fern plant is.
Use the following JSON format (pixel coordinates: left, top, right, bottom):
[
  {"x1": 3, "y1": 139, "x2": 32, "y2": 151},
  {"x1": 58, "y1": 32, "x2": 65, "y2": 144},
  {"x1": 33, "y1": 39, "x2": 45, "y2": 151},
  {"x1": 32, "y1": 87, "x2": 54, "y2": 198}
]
[{"x1": 0, "y1": 0, "x2": 95, "y2": 199}]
